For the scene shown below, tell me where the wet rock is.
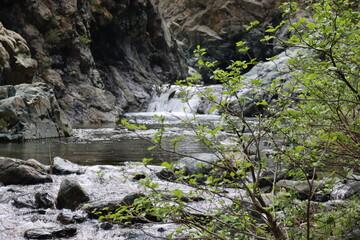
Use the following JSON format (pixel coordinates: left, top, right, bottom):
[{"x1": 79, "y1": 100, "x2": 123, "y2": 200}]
[
  {"x1": 0, "y1": 83, "x2": 72, "y2": 141},
  {"x1": 314, "y1": 193, "x2": 331, "y2": 202},
  {"x1": 57, "y1": 210, "x2": 86, "y2": 225},
  {"x1": 99, "y1": 222, "x2": 113, "y2": 230},
  {"x1": 156, "y1": 168, "x2": 176, "y2": 181},
  {"x1": 122, "y1": 193, "x2": 146, "y2": 206},
  {"x1": 13, "y1": 198, "x2": 37, "y2": 209},
  {"x1": 0, "y1": 157, "x2": 52, "y2": 185},
  {"x1": 24, "y1": 209, "x2": 47, "y2": 215},
  {"x1": 51, "y1": 157, "x2": 85, "y2": 175},
  {"x1": 24, "y1": 226, "x2": 77, "y2": 239},
  {"x1": 132, "y1": 173, "x2": 147, "y2": 181},
  {"x1": 0, "y1": 85, "x2": 15, "y2": 99},
  {"x1": 260, "y1": 185, "x2": 272, "y2": 193},
  {"x1": 277, "y1": 180, "x2": 325, "y2": 200},
  {"x1": 162, "y1": 194, "x2": 205, "y2": 203},
  {"x1": 56, "y1": 178, "x2": 90, "y2": 210},
  {"x1": 83, "y1": 193, "x2": 159, "y2": 224},
  {"x1": 176, "y1": 153, "x2": 220, "y2": 176},
  {"x1": 258, "y1": 171, "x2": 291, "y2": 189},
  {"x1": 157, "y1": 227, "x2": 165, "y2": 232},
  {"x1": 124, "y1": 232, "x2": 159, "y2": 240},
  {"x1": 83, "y1": 199, "x2": 124, "y2": 219},
  {"x1": 35, "y1": 192, "x2": 55, "y2": 209},
  {"x1": 157, "y1": 153, "x2": 226, "y2": 184},
  {"x1": 331, "y1": 179, "x2": 360, "y2": 200},
  {"x1": 25, "y1": 159, "x2": 51, "y2": 173},
  {"x1": 0, "y1": 133, "x2": 22, "y2": 141},
  {"x1": 84, "y1": 193, "x2": 146, "y2": 219}
]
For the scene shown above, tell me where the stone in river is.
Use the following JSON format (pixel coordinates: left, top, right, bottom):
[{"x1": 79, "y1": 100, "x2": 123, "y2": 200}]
[
  {"x1": 51, "y1": 157, "x2": 85, "y2": 175},
  {"x1": 56, "y1": 178, "x2": 90, "y2": 210},
  {"x1": 0, "y1": 157, "x2": 52, "y2": 185},
  {"x1": 24, "y1": 226, "x2": 77, "y2": 239}
]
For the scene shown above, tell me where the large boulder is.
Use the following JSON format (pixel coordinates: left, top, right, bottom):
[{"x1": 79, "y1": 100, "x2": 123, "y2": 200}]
[
  {"x1": 56, "y1": 178, "x2": 90, "y2": 210},
  {"x1": 0, "y1": 22, "x2": 37, "y2": 85},
  {"x1": 0, "y1": 82, "x2": 72, "y2": 141},
  {"x1": 0, "y1": 157, "x2": 52, "y2": 185}
]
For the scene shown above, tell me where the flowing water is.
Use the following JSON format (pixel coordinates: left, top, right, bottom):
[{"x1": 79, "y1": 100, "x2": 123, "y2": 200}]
[{"x1": 0, "y1": 113, "x2": 223, "y2": 166}]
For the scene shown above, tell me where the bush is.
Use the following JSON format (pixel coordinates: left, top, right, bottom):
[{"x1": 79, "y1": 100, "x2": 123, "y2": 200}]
[{"x1": 115, "y1": 1, "x2": 359, "y2": 239}]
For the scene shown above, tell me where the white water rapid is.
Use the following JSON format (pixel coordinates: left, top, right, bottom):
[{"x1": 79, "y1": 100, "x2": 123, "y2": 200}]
[{"x1": 147, "y1": 84, "x2": 227, "y2": 114}]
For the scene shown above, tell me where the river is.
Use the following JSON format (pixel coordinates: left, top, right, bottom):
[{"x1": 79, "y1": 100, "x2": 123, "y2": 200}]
[
  {"x1": 0, "y1": 85, "x2": 229, "y2": 166},
  {"x1": 0, "y1": 112, "x2": 223, "y2": 166}
]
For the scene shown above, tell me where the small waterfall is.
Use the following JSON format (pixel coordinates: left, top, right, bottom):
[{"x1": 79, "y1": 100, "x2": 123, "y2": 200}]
[{"x1": 147, "y1": 84, "x2": 227, "y2": 114}]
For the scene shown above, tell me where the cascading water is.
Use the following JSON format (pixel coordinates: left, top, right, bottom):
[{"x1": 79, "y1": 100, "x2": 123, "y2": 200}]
[
  {"x1": 146, "y1": 83, "x2": 257, "y2": 116},
  {"x1": 147, "y1": 84, "x2": 226, "y2": 114}
]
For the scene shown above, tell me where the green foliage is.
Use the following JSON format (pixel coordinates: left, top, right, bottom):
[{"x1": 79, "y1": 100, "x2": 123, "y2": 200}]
[
  {"x1": 277, "y1": 0, "x2": 360, "y2": 174},
  {"x1": 95, "y1": 169, "x2": 105, "y2": 184},
  {"x1": 45, "y1": 29, "x2": 62, "y2": 44},
  {"x1": 96, "y1": 195, "x2": 161, "y2": 225},
  {"x1": 107, "y1": 0, "x2": 359, "y2": 239},
  {"x1": 79, "y1": 34, "x2": 92, "y2": 44},
  {"x1": 311, "y1": 200, "x2": 360, "y2": 239},
  {"x1": 87, "y1": 0, "x2": 113, "y2": 21}
]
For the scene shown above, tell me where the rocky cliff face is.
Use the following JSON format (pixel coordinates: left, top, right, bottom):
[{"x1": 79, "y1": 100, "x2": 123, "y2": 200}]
[
  {"x1": 0, "y1": 0, "x2": 284, "y2": 125},
  {"x1": 0, "y1": 22, "x2": 37, "y2": 85},
  {"x1": 0, "y1": 21, "x2": 72, "y2": 140},
  {"x1": 155, "y1": 0, "x2": 285, "y2": 82},
  {"x1": 0, "y1": 0, "x2": 187, "y2": 124}
]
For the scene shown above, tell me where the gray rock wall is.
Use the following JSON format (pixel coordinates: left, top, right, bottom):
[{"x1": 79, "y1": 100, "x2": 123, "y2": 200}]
[
  {"x1": 0, "y1": 0, "x2": 187, "y2": 124},
  {"x1": 154, "y1": 0, "x2": 285, "y2": 77},
  {"x1": 0, "y1": 0, "x2": 285, "y2": 125}
]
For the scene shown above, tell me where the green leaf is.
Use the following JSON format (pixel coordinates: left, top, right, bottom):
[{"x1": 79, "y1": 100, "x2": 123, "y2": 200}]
[
  {"x1": 148, "y1": 146, "x2": 156, "y2": 151},
  {"x1": 171, "y1": 189, "x2": 184, "y2": 198},
  {"x1": 256, "y1": 100, "x2": 268, "y2": 106},
  {"x1": 306, "y1": 22, "x2": 315, "y2": 30},
  {"x1": 161, "y1": 162, "x2": 172, "y2": 170}
]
